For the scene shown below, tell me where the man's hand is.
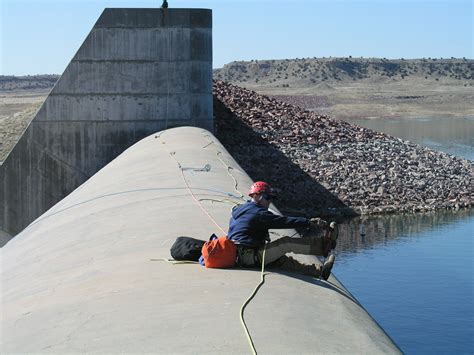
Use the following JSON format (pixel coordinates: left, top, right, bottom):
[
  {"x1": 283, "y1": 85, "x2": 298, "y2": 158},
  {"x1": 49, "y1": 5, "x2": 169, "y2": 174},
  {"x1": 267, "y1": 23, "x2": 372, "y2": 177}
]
[{"x1": 310, "y1": 217, "x2": 328, "y2": 228}]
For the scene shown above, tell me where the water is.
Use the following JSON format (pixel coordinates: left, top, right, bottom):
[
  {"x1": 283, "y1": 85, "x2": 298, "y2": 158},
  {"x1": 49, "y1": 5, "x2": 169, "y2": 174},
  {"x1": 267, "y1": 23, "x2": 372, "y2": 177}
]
[
  {"x1": 350, "y1": 116, "x2": 474, "y2": 161},
  {"x1": 333, "y1": 117, "x2": 473, "y2": 354}
]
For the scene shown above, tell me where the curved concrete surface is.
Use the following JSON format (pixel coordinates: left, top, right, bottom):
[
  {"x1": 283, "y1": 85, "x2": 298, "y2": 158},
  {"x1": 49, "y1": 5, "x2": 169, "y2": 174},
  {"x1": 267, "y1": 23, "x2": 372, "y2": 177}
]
[{"x1": 1, "y1": 127, "x2": 401, "y2": 353}]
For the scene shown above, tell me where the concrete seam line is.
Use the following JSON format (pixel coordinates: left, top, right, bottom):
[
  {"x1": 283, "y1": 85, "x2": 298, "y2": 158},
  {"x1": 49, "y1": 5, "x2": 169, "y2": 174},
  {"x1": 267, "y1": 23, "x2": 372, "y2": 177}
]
[
  {"x1": 20, "y1": 188, "x2": 240, "y2": 235},
  {"x1": 48, "y1": 93, "x2": 210, "y2": 97},
  {"x1": 71, "y1": 59, "x2": 211, "y2": 64},
  {"x1": 165, "y1": 18, "x2": 170, "y2": 129},
  {"x1": 93, "y1": 26, "x2": 211, "y2": 30},
  {"x1": 34, "y1": 120, "x2": 182, "y2": 123}
]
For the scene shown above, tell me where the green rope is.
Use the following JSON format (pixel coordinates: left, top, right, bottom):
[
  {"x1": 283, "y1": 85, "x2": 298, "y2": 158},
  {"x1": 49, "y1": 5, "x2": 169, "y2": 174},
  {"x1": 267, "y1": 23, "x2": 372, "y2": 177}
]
[
  {"x1": 239, "y1": 245, "x2": 267, "y2": 355},
  {"x1": 150, "y1": 258, "x2": 199, "y2": 264}
]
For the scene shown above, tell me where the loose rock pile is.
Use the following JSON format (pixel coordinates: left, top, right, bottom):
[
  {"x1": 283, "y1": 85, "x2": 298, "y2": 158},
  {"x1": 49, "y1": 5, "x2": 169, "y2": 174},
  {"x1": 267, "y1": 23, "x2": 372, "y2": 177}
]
[
  {"x1": 269, "y1": 95, "x2": 331, "y2": 111},
  {"x1": 213, "y1": 80, "x2": 473, "y2": 216}
]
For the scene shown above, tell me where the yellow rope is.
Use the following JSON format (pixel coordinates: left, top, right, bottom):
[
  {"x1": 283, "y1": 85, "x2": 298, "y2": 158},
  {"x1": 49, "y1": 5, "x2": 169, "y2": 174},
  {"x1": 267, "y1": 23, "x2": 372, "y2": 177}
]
[
  {"x1": 159, "y1": 134, "x2": 266, "y2": 354},
  {"x1": 216, "y1": 151, "x2": 245, "y2": 199},
  {"x1": 150, "y1": 258, "x2": 199, "y2": 264},
  {"x1": 239, "y1": 245, "x2": 267, "y2": 355}
]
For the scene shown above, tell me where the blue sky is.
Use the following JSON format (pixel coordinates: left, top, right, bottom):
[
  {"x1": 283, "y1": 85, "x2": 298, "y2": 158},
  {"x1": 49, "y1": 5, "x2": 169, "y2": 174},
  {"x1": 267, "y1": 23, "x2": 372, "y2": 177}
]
[{"x1": 0, "y1": 0, "x2": 472, "y2": 75}]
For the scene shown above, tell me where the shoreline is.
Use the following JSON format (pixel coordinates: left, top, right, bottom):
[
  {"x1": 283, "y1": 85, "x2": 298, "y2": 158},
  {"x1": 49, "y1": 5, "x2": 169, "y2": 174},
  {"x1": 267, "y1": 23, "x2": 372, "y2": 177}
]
[{"x1": 265, "y1": 93, "x2": 474, "y2": 121}]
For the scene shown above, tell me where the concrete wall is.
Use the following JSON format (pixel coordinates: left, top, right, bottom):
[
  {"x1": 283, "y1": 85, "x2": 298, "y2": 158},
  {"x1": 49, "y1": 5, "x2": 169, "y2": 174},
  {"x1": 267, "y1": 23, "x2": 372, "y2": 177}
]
[
  {"x1": 1, "y1": 127, "x2": 401, "y2": 353},
  {"x1": 0, "y1": 9, "x2": 213, "y2": 239}
]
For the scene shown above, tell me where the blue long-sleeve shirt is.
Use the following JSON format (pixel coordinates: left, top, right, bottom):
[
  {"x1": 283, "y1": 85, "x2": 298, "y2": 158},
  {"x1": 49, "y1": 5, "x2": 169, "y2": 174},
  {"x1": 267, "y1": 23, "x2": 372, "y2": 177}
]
[{"x1": 227, "y1": 201, "x2": 310, "y2": 247}]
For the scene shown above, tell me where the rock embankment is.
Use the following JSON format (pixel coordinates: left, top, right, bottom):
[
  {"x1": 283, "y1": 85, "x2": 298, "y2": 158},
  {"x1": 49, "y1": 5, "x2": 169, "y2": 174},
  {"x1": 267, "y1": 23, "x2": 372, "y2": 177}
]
[{"x1": 213, "y1": 80, "x2": 473, "y2": 216}]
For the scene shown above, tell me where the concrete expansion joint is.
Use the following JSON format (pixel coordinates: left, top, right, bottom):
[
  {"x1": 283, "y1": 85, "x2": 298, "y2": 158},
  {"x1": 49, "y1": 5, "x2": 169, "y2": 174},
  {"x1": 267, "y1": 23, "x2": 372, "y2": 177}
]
[
  {"x1": 48, "y1": 93, "x2": 211, "y2": 97},
  {"x1": 71, "y1": 59, "x2": 211, "y2": 64},
  {"x1": 23, "y1": 185, "x2": 244, "y2": 234},
  {"x1": 94, "y1": 26, "x2": 211, "y2": 30},
  {"x1": 36, "y1": 119, "x2": 170, "y2": 123}
]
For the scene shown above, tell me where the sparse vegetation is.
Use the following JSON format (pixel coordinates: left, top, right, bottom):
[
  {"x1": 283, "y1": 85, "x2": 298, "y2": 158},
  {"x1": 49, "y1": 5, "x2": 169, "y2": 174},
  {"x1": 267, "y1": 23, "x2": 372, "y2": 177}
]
[
  {"x1": 0, "y1": 74, "x2": 60, "y2": 91},
  {"x1": 214, "y1": 58, "x2": 473, "y2": 86},
  {"x1": 213, "y1": 57, "x2": 474, "y2": 120}
]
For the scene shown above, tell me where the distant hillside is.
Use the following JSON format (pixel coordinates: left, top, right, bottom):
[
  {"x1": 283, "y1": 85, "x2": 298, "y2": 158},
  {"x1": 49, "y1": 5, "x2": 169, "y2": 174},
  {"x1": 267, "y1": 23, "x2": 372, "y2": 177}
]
[
  {"x1": 0, "y1": 75, "x2": 59, "y2": 163},
  {"x1": 213, "y1": 57, "x2": 473, "y2": 88},
  {"x1": 213, "y1": 57, "x2": 474, "y2": 120},
  {"x1": 2, "y1": 57, "x2": 472, "y2": 91},
  {"x1": 2, "y1": 58, "x2": 473, "y2": 91},
  {"x1": 0, "y1": 75, "x2": 59, "y2": 91}
]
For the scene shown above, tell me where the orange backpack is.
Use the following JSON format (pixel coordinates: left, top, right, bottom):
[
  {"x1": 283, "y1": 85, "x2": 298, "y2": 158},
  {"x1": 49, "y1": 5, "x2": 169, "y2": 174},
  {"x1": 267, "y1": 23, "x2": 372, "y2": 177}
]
[{"x1": 201, "y1": 235, "x2": 237, "y2": 268}]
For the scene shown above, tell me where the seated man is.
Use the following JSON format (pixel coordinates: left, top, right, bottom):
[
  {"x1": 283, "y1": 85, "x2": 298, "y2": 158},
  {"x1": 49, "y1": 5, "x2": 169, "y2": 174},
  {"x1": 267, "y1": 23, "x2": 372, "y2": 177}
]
[{"x1": 228, "y1": 181, "x2": 337, "y2": 280}]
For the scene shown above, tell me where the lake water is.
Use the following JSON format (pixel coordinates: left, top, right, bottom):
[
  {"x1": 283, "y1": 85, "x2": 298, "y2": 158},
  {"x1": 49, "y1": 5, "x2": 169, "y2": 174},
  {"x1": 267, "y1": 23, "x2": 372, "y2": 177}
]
[
  {"x1": 350, "y1": 116, "x2": 474, "y2": 161},
  {"x1": 334, "y1": 117, "x2": 473, "y2": 354}
]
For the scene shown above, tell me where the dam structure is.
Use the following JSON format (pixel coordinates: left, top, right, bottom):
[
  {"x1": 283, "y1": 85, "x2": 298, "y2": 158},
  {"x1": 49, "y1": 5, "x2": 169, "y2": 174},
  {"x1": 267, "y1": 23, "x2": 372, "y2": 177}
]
[
  {"x1": 0, "y1": 8, "x2": 212, "y2": 239},
  {"x1": 2, "y1": 127, "x2": 401, "y2": 353},
  {"x1": 1, "y1": 8, "x2": 401, "y2": 353}
]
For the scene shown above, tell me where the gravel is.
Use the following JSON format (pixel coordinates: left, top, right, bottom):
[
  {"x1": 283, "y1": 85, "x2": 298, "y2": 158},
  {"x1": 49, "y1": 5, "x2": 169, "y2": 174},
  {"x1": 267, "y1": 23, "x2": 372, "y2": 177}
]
[{"x1": 213, "y1": 80, "x2": 473, "y2": 217}]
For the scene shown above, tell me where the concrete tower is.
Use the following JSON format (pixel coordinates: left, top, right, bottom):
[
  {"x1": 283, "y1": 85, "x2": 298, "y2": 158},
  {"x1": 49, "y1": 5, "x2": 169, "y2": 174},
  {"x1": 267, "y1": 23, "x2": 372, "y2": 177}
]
[{"x1": 0, "y1": 9, "x2": 212, "y2": 240}]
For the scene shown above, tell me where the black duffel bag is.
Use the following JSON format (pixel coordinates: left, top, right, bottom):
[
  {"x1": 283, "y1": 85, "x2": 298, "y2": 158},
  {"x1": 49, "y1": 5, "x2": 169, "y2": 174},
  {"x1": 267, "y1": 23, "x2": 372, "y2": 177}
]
[{"x1": 170, "y1": 236, "x2": 206, "y2": 261}]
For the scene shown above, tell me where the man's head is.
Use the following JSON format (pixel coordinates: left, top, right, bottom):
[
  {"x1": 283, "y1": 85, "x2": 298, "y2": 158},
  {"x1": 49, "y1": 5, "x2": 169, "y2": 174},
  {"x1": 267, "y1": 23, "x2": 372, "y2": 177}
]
[{"x1": 248, "y1": 181, "x2": 277, "y2": 208}]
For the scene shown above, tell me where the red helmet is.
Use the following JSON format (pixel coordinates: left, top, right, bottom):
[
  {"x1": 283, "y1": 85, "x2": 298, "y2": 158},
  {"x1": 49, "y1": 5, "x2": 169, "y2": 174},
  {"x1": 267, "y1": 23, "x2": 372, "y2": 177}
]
[{"x1": 248, "y1": 181, "x2": 277, "y2": 198}]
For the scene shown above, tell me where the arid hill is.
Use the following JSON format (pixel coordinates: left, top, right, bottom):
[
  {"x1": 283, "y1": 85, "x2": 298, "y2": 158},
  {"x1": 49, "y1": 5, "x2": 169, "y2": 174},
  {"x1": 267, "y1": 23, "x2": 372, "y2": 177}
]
[
  {"x1": 0, "y1": 75, "x2": 59, "y2": 162},
  {"x1": 214, "y1": 57, "x2": 473, "y2": 87},
  {"x1": 214, "y1": 57, "x2": 474, "y2": 119},
  {"x1": 0, "y1": 75, "x2": 59, "y2": 91}
]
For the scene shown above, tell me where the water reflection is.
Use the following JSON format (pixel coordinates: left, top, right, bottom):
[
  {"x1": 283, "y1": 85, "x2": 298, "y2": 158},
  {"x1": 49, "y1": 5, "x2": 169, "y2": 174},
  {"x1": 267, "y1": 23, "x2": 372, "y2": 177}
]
[
  {"x1": 347, "y1": 117, "x2": 474, "y2": 161},
  {"x1": 320, "y1": 116, "x2": 473, "y2": 354},
  {"x1": 336, "y1": 208, "x2": 474, "y2": 254}
]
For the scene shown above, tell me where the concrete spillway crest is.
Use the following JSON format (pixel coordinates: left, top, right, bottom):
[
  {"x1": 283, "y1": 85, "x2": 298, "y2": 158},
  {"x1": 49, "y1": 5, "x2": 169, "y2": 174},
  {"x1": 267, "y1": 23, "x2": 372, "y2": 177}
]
[{"x1": 2, "y1": 126, "x2": 401, "y2": 354}]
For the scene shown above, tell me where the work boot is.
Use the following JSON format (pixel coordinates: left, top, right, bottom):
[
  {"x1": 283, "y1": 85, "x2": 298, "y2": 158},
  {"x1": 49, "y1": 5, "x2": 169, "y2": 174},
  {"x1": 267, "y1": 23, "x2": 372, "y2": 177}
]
[{"x1": 321, "y1": 254, "x2": 336, "y2": 281}]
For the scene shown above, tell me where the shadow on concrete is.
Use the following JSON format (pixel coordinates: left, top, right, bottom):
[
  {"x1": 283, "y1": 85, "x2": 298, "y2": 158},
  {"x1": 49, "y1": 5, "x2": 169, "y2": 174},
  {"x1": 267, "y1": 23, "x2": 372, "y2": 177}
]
[
  {"x1": 271, "y1": 270, "x2": 361, "y2": 304},
  {"x1": 214, "y1": 96, "x2": 357, "y2": 221},
  {"x1": 0, "y1": 229, "x2": 12, "y2": 248}
]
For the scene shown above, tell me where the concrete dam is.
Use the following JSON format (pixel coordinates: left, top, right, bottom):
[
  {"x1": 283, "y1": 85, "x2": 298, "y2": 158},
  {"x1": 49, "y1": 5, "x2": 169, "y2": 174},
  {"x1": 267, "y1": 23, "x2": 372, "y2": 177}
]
[
  {"x1": 1, "y1": 8, "x2": 400, "y2": 353},
  {"x1": 0, "y1": 8, "x2": 213, "y2": 238},
  {"x1": 2, "y1": 127, "x2": 400, "y2": 353}
]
